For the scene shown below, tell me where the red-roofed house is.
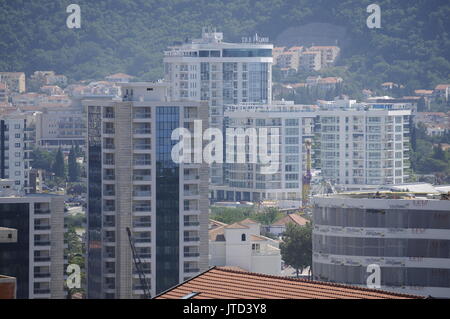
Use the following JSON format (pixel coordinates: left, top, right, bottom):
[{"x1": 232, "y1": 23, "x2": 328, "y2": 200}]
[
  {"x1": 209, "y1": 219, "x2": 281, "y2": 275},
  {"x1": 434, "y1": 84, "x2": 450, "y2": 101},
  {"x1": 268, "y1": 213, "x2": 310, "y2": 236}
]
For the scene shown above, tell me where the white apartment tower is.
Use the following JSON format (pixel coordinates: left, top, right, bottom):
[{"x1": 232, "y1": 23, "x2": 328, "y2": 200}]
[
  {"x1": 163, "y1": 28, "x2": 273, "y2": 185},
  {"x1": 0, "y1": 111, "x2": 37, "y2": 193},
  {"x1": 83, "y1": 82, "x2": 209, "y2": 299},
  {"x1": 212, "y1": 101, "x2": 316, "y2": 202},
  {"x1": 319, "y1": 103, "x2": 412, "y2": 188}
]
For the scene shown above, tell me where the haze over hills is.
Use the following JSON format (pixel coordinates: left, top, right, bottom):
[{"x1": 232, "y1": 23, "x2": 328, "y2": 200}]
[{"x1": 0, "y1": 0, "x2": 449, "y2": 91}]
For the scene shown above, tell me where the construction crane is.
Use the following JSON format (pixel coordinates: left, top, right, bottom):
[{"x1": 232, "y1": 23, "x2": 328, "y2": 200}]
[
  {"x1": 126, "y1": 227, "x2": 152, "y2": 299},
  {"x1": 301, "y1": 139, "x2": 312, "y2": 210}
]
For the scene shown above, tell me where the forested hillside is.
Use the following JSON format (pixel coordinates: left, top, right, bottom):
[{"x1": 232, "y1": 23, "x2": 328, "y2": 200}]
[{"x1": 0, "y1": 0, "x2": 449, "y2": 90}]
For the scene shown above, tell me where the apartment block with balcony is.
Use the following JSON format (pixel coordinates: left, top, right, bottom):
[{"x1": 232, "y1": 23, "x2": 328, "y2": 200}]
[
  {"x1": 212, "y1": 101, "x2": 316, "y2": 203},
  {"x1": 83, "y1": 82, "x2": 209, "y2": 299},
  {"x1": 319, "y1": 103, "x2": 412, "y2": 189},
  {"x1": 0, "y1": 111, "x2": 38, "y2": 193},
  {"x1": 164, "y1": 29, "x2": 273, "y2": 185},
  {"x1": 0, "y1": 181, "x2": 65, "y2": 299}
]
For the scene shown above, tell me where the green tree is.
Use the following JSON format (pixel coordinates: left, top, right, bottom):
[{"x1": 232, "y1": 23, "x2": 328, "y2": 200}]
[
  {"x1": 31, "y1": 147, "x2": 54, "y2": 171},
  {"x1": 53, "y1": 148, "x2": 66, "y2": 179},
  {"x1": 280, "y1": 222, "x2": 312, "y2": 278},
  {"x1": 68, "y1": 147, "x2": 80, "y2": 182}
]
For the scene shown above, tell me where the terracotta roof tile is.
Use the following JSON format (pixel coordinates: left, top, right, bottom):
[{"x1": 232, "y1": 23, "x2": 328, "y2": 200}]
[
  {"x1": 224, "y1": 222, "x2": 249, "y2": 229},
  {"x1": 155, "y1": 267, "x2": 423, "y2": 299},
  {"x1": 272, "y1": 214, "x2": 309, "y2": 227}
]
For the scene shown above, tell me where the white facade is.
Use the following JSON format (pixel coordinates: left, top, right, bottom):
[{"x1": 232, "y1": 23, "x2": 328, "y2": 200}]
[
  {"x1": 164, "y1": 29, "x2": 273, "y2": 185},
  {"x1": 209, "y1": 219, "x2": 281, "y2": 275},
  {"x1": 83, "y1": 82, "x2": 209, "y2": 299},
  {"x1": 0, "y1": 112, "x2": 37, "y2": 193},
  {"x1": 34, "y1": 107, "x2": 85, "y2": 152},
  {"x1": 212, "y1": 101, "x2": 316, "y2": 202},
  {"x1": 0, "y1": 183, "x2": 65, "y2": 299},
  {"x1": 319, "y1": 103, "x2": 412, "y2": 188},
  {"x1": 312, "y1": 192, "x2": 450, "y2": 298}
]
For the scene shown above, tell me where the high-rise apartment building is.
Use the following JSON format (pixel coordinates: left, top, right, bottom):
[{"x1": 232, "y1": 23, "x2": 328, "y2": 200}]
[
  {"x1": 319, "y1": 103, "x2": 412, "y2": 188},
  {"x1": 312, "y1": 189, "x2": 450, "y2": 298},
  {"x1": 212, "y1": 101, "x2": 316, "y2": 202},
  {"x1": 0, "y1": 180, "x2": 65, "y2": 299},
  {"x1": 83, "y1": 82, "x2": 209, "y2": 299},
  {"x1": 163, "y1": 29, "x2": 273, "y2": 185},
  {"x1": 0, "y1": 111, "x2": 37, "y2": 193}
]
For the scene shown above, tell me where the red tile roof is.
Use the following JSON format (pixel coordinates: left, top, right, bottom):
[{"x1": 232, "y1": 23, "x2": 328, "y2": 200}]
[
  {"x1": 435, "y1": 84, "x2": 450, "y2": 90},
  {"x1": 272, "y1": 214, "x2": 309, "y2": 227},
  {"x1": 155, "y1": 267, "x2": 423, "y2": 299}
]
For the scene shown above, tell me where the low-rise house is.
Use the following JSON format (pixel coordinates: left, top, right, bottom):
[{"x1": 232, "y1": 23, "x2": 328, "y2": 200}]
[
  {"x1": 0, "y1": 72, "x2": 26, "y2": 93},
  {"x1": 309, "y1": 46, "x2": 340, "y2": 67},
  {"x1": 434, "y1": 84, "x2": 450, "y2": 101},
  {"x1": 209, "y1": 218, "x2": 282, "y2": 276},
  {"x1": 267, "y1": 213, "x2": 309, "y2": 236}
]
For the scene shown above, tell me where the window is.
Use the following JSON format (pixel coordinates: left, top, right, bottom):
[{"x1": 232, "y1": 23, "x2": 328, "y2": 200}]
[{"x1": 241, "y1": 234, "x2": 246, "y2": 241}]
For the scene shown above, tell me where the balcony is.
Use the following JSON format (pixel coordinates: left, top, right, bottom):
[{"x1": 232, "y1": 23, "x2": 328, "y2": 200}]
[
  {"x1": 133, "y1": 191, "x2": 151, "y2": 197},
  {"x1": 104, "y1": 251, "x2": 115, "y2": 258},
  {"x1": 184, "y1": 190, "x2": 199, "y2": 197},
  {"x1": 134, "y1": 129, "x2": 151, "y2": 134},
  {"x1": 104, "y1": 144, "x2": 115, "y2": 150},
  {"x1": 184, "y1": 252, "x2": 200, "y2": 258},
  {"x1": 104, "y1": 205, "x2": 115, "y2": 212},
  {"x1": 134, "y1": 144, "x2": 151, "y2": 150},
  {"x1": 133, "y1": 222, "x2": 152, "y2": 228},
  {"x1": 34, "y1": 256, "x2": 51, "y2": 262},
  {"x1": 134, "y1": 238, "x2": 151, "y2": 243},
  {"x1": 184, "y1": 221, "x2": 200, "y2": 227},
  {"x1": 34, "y1": 273, "x2": 51, "y2": 278},
  {"x1": 184, "y1": 175, "x2": 200, "y2": 181},
  {"x1": 133, "y1": 207, "x2": 151, "y2": 213},
  {"x1": 136, "y1": 253, "x2": 152, "y2": 259},
  {"x1": 35, "y1": 241, "x2": 51, "y2": 246},
  {"x1": 35, "y1": 209, "x2": 51, "y2": 215},
  {"x1": 34, "y1": 289, "x2": 51, "y2": 294},
  {"x1": 34, "y1": 225, "x2": 51, "y2": 231},
  {"x1": 133, "y1": 161, "x2": 151, "y2": 166},
  {"x1": 104, "y1": 175, "x2": 115, "y2": 181},
  {"x1": 184, "y1": 268, "x2": 200, "y2": 273},
  {"x1": 184, "y1": 237, "x2": 199, "y2": 242},
  {"x1": 133, "y1": 175, "x2": 151, "y2": 181},
  {"x1": 134, "y1": 113, "x2": 151, "y2": 119},
  {"x1": 104, "y1": 113, "x2": 114, "y2": 119},
  {"x1": 104, "y1": 190, "x2": 115, "y2": 196},
  {"x1": 103, "y1": 221, "x2": 115, "y2": 227}
]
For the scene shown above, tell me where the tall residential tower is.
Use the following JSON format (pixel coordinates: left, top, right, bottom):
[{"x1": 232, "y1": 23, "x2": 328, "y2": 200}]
[
  {"x1": 83, "y1": 82, "x2": 209, "y2": 299},
  {"x1": 163, "y1": 29, "x2": 273, "y2": 185}
]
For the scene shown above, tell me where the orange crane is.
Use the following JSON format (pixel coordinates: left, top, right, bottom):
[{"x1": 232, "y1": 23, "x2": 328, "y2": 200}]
[{"x1": 301, "y1": 139, "x2": 312, "y2": 210}]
